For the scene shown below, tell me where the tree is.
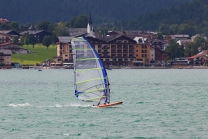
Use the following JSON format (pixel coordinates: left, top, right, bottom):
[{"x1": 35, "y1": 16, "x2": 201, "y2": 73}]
[
  {"x1": 73, "y1": 15, "x2": 88, "y2": 28},
  {"x1": 65, "y1": 15, "x2": 88, "y2": 28},
  {"x1": 165, "y1": 40, "x2": 184, "y2": 59},
  {"x1": 29, "y1": 35, "x2": 37, "y2": 48},
  {"x1": 10, "y1": 21, "x2": 19, "y2": 30},
  {"x1": 24, "y1": 34, "x2": 37, "y2": 48},
  {"x1": 42, "y1": 36, "x2": 52, "y2": 49},
  {"x1": 24, "y1": 34, "x2": 30, "y2": 46},
  {"x1": 157, "y1": 33, "x2": 164, "y2": 41},
  {"x1": 11, "y1": 36, "x2": 19, "y2": 43},
  {"x1": 0, "y1": 23, "x2": 11, "y2": 30},
  {"x1": 52, "y1": 22, "x2": 69, "y2": 36},
  {"x1": 36, "y1": 20, "x2": 54, "y2": 32}
]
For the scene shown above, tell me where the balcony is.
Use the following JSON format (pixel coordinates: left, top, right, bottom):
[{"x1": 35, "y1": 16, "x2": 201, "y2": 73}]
[
  {"x1": 102, "y1": 51, "x2": 109, "y2": 54},
  {"x1": 103, "y1": 46, "x2": 109, "y2": 49}
]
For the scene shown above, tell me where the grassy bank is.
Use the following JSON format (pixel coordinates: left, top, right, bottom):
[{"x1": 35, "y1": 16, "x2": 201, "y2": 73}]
[{"x1": 12, "y1": 44, "x2": 56, "y2": 65}]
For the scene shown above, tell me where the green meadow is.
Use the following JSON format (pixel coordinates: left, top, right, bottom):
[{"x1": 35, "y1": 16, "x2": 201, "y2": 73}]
[{"x1": 12, "y1": 44, "x2": 56, "y2": 65}]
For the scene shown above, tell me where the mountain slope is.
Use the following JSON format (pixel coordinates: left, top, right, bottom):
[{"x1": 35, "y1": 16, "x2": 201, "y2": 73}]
[
  {"x1": 0, "y1": 0, "x2": 193, "y2": 24},
  {"x1": 119, "y1": 0, "x2": 208, "y2": 31}
]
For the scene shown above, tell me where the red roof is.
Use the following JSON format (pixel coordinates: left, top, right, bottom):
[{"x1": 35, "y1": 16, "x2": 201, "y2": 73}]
[
  {"x1": 0, "y1": 42, "x2": 21, "y2": 47},
  {"x1": 0, "y1": 18, "x2": 10, "y2": 24},
  {"x1": 188, "y1": 50, "x2": 207, "y2": 59}
]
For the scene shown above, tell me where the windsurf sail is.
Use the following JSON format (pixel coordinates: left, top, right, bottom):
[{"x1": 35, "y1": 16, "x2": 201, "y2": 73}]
[{"x1": 71, "y1": 36, "x2": 110, "y2": 105}]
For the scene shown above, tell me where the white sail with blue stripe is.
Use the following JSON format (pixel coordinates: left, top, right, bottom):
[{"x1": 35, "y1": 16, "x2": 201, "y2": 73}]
[{"x1": 71, "y1": 36, "x2": 110, "y2": 105}]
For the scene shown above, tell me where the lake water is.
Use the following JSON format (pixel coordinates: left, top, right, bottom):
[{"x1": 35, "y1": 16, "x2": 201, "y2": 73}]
[{"x1": 0, "y1": 69, "x2": 208, "y2": 139}]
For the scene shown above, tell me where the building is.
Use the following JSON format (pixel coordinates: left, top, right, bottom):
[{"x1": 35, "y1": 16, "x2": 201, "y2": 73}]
[
  {"x1": 0, "y1": 18, "x2": 10, "y2": 24},
  {"x1": 56, "y1": 36, "x2": 73, "y2": 63},
  {"x1": 20, "y1": 30, "x2": 52, "y2": 43},
  {"x1": 163, "y1": 34, "x2": 190, "y2": 43},
  {"x1": 0, "y1": 32, "x2": 12, "y2": 43},
  {"x1": 132, "y1": 43, "x2": 151, "y2": 66},
  {"x1": 0, "y1": 30, "x2": 21, "y2": 37},
  {"x1": 177, "y1": 39, "x2": 193, "y2": 46},
  {"x1": 55, "y1": 15, "x2": 169, "y2": 67},
  {"x1": 155, "y1": 48, "x2": 170, "y2": 64},
  {"x1": 0, "y1": 52, "x2": 11, "y2": 66},
  {"x1": 188, "y1": 50, "x2": 207, "y2": 65},
  {"x1": 0, "y1": 42, "x2": 27, "y2": 54},
  {"x1": 88, "y1": 35, "x2": 137, "y2": 66},
  {"x1": 68, "y1": 28, "x2": 87, "y2": 37}
]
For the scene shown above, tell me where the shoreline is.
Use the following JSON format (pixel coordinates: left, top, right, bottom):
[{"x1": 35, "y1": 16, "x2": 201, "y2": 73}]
[{"x1": 1, "y1": 65, "x2": 208, "y2": 69}]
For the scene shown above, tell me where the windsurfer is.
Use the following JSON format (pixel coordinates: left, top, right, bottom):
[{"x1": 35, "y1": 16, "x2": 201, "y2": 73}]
[{"x1": 97, "y1": 95, "x2": 106, "y2": 106}]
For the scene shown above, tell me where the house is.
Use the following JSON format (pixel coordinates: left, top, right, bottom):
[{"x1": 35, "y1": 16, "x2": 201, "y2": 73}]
[
  {"x1": 163, "y1": 34, "x2": 189, "y2": 42},
  {"x1": 177, "y1": 39, "x2": 193, "y2": 46},
  {"x1": 0, "y1": 18, "x2": 10, "y2": 24},
  {"x1": 188, "y1": 50, "x2": 207, "y2": 65},
  {"x1": 0, "y1": 32, "x2": 12, "y2": 43},
  {"x1": 56, "y1": 36, "x2": 74, "y2": 63},
  {"x1": 0, "y1": 52, "x2": 11, "y2": 66},
  {"x1": 0, "y1": 30, "x2": 21, "y2": 37},
  {"x1": 20, "y1": 30, "x2": 52, "y2": 43},
  {"x1": 149, "y1": 39, "x2": 165, "y2": 50},
  {"x1": 154, "y1": 48, "x2": 170, "y2": 64},
  {"x1": 133, "y1": 43, "x2": 151, "y2": 66},
  {"x1": 91, "y1": 35, "x2": 137, "y2": 66},
  {"x1": 68, "y1": 28, "x2": 87, "y2": 37},
  {"x1": 0, "y1": 42, "x2": 27, "y2": 54}
]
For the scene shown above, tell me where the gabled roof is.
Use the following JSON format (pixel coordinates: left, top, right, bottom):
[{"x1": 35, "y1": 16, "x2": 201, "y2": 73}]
[
  {"x1": 0, "y1": 30, "x2": 12, "y2": 34},
  {"x1": 0, "y1": 30, "x2": 21, "y2": 36},
  {"x1": 87, "y1": 36, "x2": 106, "y2": 43},
  {"x1": 20, "y1": 30, "x2": 51, "y2": 35},
  {"x1": 68, "y1": 28, "x2": 87, "y2": 37},
  {"x1": 0, "y1": 18, "x2": 10, "y2": 24},
  {"x1": 188, "y1": 50, "x2": 207, "y2": 59},
  {"x1": 57, "y1": 36, "x2": 74, "y2": 43},
  {"x1": 0, "y1": 42, "x2": 21, "y2": 47},
  {"x1": 0, "y1": 32, "x2": 11, "y2": 37},
  {"x1": 106, "y1": 35, "x2": 137, "y2": 43}
]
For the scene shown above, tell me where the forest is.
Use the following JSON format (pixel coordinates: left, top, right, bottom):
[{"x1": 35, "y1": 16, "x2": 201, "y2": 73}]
[
  {"x1": 110, "y1": 0, "x2": 208, "y2": 36},
  {"x1": 0, "y1": 0, "x2": 192, "y2": 24}
]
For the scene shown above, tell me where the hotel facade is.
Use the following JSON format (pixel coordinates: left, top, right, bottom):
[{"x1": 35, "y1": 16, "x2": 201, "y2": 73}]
[{"x1": 56, "y1": 35, "x2": 152, "y2": 66}]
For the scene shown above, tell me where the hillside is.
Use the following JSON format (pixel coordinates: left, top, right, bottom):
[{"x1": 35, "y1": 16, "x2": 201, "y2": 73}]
[
  {"x1": 0, "y1": 0, "x2": 193, "y2": 24},
  {"x1": 115, "y1": 0, "x2": 208, "y2": 36}
]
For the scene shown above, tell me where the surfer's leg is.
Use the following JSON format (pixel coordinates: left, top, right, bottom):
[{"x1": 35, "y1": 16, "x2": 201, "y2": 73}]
[{"x1": 97, "y1": 102, "x2": 100, "y2": 106}]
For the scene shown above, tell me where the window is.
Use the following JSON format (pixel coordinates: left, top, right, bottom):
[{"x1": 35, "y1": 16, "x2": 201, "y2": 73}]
[
  {"x1": 142, "y1": 45, "x2": 146, "y2": 48},
  {"x1": 136, "y1": 50, "x2": 138, "y2": 52},
  {"x1": 141, "y1": 50, "x2": 147, "y2": 53},
  {"x1": 142, "y1": 54, "x2": 147, "y2": 57}
]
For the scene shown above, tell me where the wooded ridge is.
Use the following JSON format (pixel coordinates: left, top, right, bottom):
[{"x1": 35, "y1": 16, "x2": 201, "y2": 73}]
[{"x1": 0, "y1": 0, "x2": 192, "y2": 24}]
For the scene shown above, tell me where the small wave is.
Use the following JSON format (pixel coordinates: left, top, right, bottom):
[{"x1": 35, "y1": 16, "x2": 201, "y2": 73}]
[
  {"x1": 55, "y1": 104, "x2": 62, "y2": 108},
  {"x1": 63, "y1": 134, "x2": 70, "y2": 136},
  {"x1": 36, "y1": 103, "x2": 92, "y2": 108},
  {"x1": 9, "y1": 103, "x2": 31, "y2": 107},
  {"x1": 69, "y1": 103, "x2": 92, "y2": 107}
]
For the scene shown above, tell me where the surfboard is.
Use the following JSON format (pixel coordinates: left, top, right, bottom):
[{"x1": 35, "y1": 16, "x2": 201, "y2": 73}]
[{"x1": 97, "y1": 102, "x2": 123, "y2": 108}]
